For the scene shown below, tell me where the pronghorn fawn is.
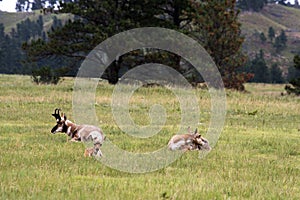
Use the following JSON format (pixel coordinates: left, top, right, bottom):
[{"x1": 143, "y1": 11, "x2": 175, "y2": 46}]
[
  {"x1": 168, "y1": 128, "x2": 211, "y2": 152},
  {"x1": 51, "y1": 108, "x2": 105, "y2": 157}
]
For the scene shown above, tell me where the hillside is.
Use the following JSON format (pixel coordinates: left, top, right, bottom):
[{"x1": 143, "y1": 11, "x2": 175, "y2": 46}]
[
  {"x1": 240, "y1": 4, "x2": 300, "y2": 74},
  {"x1": 0, "y1": 10, "x2": 72, "y2": 34},
  {"x1": 0, "y1": 4, "x2": 300, "y2": 77}
]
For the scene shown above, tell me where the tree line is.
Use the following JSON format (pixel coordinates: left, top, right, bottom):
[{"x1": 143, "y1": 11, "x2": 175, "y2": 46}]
[
  {"x1": 0, "y1": 15, "x2": 64, "y2": 75},
  {"x1": 0, "y1": 16, "x2": 45, "y2": 74},
  {"x1": 22, "y1": 0, "x2": 251, "y2": 90},
  {"x1": 13, "y1": 0, "x2": 300, "y2": 12},
  {"x1": 1, "y1": 0, "x2": 300, "y2": 94},
  {"x1": 237, "y1": 0, "x2": 300, "y2": 12}
]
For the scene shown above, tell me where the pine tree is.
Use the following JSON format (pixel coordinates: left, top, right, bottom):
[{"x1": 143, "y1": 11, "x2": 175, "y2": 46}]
[
  {"x1": 270, "y1": 63, "x2": 283, "y2": 83},
  {"x1": 274, "y1": 29, "x2": 287, "y2": 53},
  {"x1": 277, "y1": 0, "x2": 287, "y2": 5},
  {"x1": 23, "y1": 0, "x2": 251, "y2": 90},
  {"x1": 191, "y1": 0, "x2": 248, "y2": 90},
  {"x1": 23, "y1": 0, "x2": 171, "y2": 84},
  {"x1": 251, "y1": 50, "x2": 270, "y2": 83},
  {"x1": 268, "y1": 26, "x2": 275, "y2": 42},
  {"x1": 237, "y1": 0, "x2": 268, "y2": 12},
  {"x1": 285, "y1": 55, "x2": 300, "y2": 95},
  {"x1": 260, "y1": 32, "x2": 267, "y2": 43},
  {"x1": 295, "y1": 0, "x2": 300, "y2": 8}
]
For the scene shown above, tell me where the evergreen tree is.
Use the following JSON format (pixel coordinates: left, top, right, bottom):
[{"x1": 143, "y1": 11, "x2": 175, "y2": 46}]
[
  {"x1": 260, "y1": 32, "x2": 267, "y2": 43},
  {"x1": 191, "y1": 0, "x2": 248, "y2": 90},
  {"x1": 285, "y1": 55, "x2": 300, "y2": 95},
  {"x1": 270, "y1": 63, "x2": 284, "y2": 83},
  {"x1": 23, "y1": 0, "x2": 250, "y2": 90},
  {"x1": 274, "y1": 29, "x2": 287, "y2": 53},
  {"x1": 248, "y1": 50, "x2": 270, "y2": 83},
  {"x1": 277, "y1": 0, "x2": 287, "y2": 5},
  {"x1": 23, "y1": 0, "x2": 171, "y2": 84},
  {"x1": 237, "y1": 0, "x2": 268, "y2": 12},
  {"x1": 0, "y1": 24, "x2": 5, "y2": 71},
  {"x1": 51, "y1": 16, "x2": 62, "y2": 30},
  {"x1": 36, "y1": 15, "x2": 44, "y2": 37},
  {"x1": 268, "y1": 26, "x2": 275, "y2": 42},
  {"x1": 295, "y1": 0, "x2": 300, "y2": 8},
  {"x1": 16, "y1": 0, "x2": 59, "y2": 11},
  {"x1": 31, "y1": 0, "x2": 43, "y2": 10}
]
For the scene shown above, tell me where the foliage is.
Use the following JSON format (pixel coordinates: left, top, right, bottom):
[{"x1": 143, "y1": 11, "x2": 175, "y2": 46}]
[
  {"x1": 268, "y1": 26, "x2": 275, "y2": 42},
  {"x1": 270, "y1": 63, "x2": 284, "y2": 83},
  {"x1": 31, "y1": 65, "x2": 68, "y2": 84},
  {"x1": 273, "y1": 30, "x2": 287, "y2": 53},
  {"x1": 237, "y1": 0, "x2": 268, "y2": 12},
  {"x1": 246, "y1": 50, "x2": 270, "y2": 83},
  {"x1": 23, "y1": 0, "x2": 175, "y2": 83},
  {"x1": 191, "y1": 0, "x2": 249, "y2": 90},
  {"x1": 242, "y1": 49, "x2": 284, "y2": 83},
  {"x1": 11, "y1": 0, "x2": 286, "y2": 91},
  {"x1": 0, "y1": 16, "x2": 46, "y2": 74},
  {"x1": 16, "y1": 0, "x2": 60, "y2": 11},
  {"x1": 260, "y1": 32, "x2": 267, "y2": 43},
  {"x1": 285, "y1": 55, "x2": 300, "y2": 95}
]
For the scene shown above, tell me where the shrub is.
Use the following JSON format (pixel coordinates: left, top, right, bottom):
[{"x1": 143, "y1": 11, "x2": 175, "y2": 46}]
[
  {"x1": 285, "y1": 55, "x2": 300, "y2": 95},
  {"x1": 31, "y1": 66, "x2": 66, "y2": 85}
]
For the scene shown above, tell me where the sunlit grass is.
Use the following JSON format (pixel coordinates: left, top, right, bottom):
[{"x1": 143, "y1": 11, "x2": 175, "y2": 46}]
[{"x1": 0, "y1": 74, "x2": 299, "y2": 199}]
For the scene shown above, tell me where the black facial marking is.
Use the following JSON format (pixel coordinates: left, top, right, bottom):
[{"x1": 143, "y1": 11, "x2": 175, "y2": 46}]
[
  {"x1": 62, "y1": 123, "x2": 68, "y2": 133},
  {"x1": 51, "y1": 124, "x2": 58, "y2": 134}
]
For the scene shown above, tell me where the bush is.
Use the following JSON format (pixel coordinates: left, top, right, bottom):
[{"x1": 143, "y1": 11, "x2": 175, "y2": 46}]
[
  {"x1": 31, "y1": 66, "x2": 66, "y2": 85},
  {"x1": 285, "y1": 55, "x2": 300, "y2": 95}
]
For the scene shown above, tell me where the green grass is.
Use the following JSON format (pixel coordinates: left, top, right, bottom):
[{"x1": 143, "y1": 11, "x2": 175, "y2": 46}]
[{"x1": 0, "y1": 74, "x2": 299, "y2": 199}]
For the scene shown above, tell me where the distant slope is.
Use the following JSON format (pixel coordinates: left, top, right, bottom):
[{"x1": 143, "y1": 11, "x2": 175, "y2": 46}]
[
  {"x1": 0, "y1": 10, "x2": 72, "y2": 34},
  {"x1": 0, "y1": 11, "x2": 36, "y2": 33},
  {"x1": 240, "y1": 4, "x2": 300, "y2": 34},
  {"x1": 240, "y1": 4, "x2": 300, "y2": 74},
  {"x1": 1, "y1": 4, "x2": 299, "y2": 76}
]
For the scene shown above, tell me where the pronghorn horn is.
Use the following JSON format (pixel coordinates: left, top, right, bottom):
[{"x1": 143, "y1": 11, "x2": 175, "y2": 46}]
[
  {"x1": 194, "y1": 128, "x2": 198, "y2": 134},
  {"x1": 52, "y1": 108, "x2": 61, "y2": 120}
]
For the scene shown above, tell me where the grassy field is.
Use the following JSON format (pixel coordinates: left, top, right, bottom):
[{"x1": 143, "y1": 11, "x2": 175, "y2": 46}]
[{"x1": 0, "y1": 74, "x2": 299, "y2": 199}]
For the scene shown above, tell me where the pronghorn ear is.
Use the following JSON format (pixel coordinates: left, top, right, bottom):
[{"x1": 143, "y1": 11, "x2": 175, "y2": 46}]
[
  {"x1": 187, "y1": 126, "x2": 191, "y2": 134},
  {"x1": 62, "y1": 113, "x2": 67, "y2": 120}
]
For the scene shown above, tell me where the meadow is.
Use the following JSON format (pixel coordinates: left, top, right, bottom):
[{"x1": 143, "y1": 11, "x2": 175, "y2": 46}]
[{"x1": 0, "y1": 74, "x2": 299, "y2": 199}]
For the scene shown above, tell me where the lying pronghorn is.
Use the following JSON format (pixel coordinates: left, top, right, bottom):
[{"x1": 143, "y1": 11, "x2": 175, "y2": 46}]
[
  {"x1": 168, "y1": 128, "x2": 211, "y2": 151},
  {"x1": 51, "y1": 108, "x2": 105, "y2": 157}
]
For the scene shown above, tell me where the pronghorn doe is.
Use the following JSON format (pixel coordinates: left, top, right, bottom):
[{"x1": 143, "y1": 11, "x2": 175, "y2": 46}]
[
  {"x1": 51, "y1": 109, "x2": 105, "y2": 157},
  {"x1": 168, "y1": 128, "x2": 211, "y2": 152}
]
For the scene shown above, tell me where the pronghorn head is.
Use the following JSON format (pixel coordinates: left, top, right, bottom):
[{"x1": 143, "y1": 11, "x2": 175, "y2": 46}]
[
  {"x1": 92, "y1": 141, "x2": 103, "y2": 157},
  {"x1": 86, "y1": 132, "x2": 105, "y2": 157},
  {"x1": 51, "y1": 108, "x2": 68, "y2": 134},
  {"x1": 84, "y1": 143, "x2": 103, "y2": 157},
  {"x1": 192, "y1": 129, "x2": 211, "y2": 151}
]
